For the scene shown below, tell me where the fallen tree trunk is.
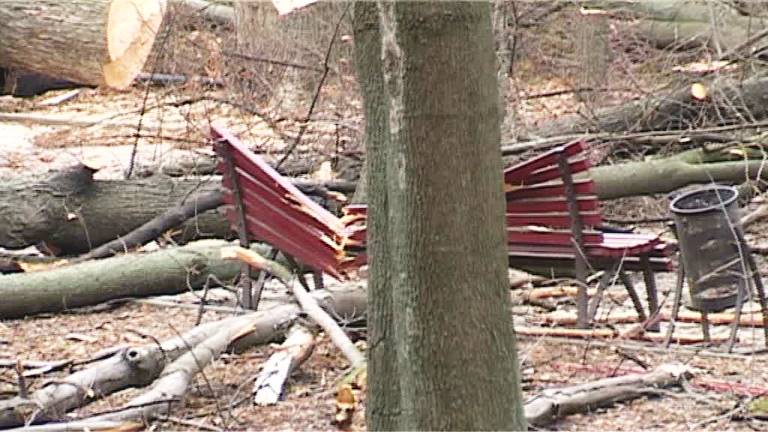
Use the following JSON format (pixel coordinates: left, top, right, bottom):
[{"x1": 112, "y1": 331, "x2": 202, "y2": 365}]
[
  {"x1": 0, "y1": 164, "x2": 353, "y2": 255},
  {"x1": 528, "y1": 76, "x2": 768, "y2": 138},
  {"x1": 587, "y1": 0, "x2": 768, "y2": 53},
  {"x1": 0, "y1": 240, "x2": 272, "y2": 319},
  {"x1": 0, "y1": 1, "x2": 165, "y2": 89},
  {"x1": 590, "y1": 147, "x2": 768, "y2": 199}
]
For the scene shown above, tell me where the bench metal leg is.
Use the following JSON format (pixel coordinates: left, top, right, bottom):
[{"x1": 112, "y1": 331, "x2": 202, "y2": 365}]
[
  {"x1": 734, "y1": 228, "x2": 768, "y2": 349},
  {"x1": 221, "y1": 144, "x2": 254, "y2": 309},
  {"x1": 640, "y1": 254, "x2": 660, "y2": 332},
  {"x1": 619, "y1": 270, "x2": 648, "y2": 323},
  {"x1": 664, "y1": 263, "x2": 685, "y2": 347},
  {"x1": 587, "y1": 265, "x2": 617, "y2": 322},
  {"x1": 558, "y1": 152, "x2": 589, "y2": 328}
]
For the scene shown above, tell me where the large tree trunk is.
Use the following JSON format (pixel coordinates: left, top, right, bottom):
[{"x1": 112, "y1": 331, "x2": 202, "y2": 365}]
[
  {"x1": 0, "y1": 165, "x2": 229, "y2": 254},
  {"x1": 366, "y1": 2, "x2": 525, "y2": 429},
  {"x1": 0, "y1": 0, "x2": 165, "y2": 89}
]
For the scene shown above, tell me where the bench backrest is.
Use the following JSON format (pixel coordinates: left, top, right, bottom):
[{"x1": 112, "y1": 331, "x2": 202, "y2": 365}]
[{"x1": 212, "y1": 124, "x2": 348, "y2": 278}]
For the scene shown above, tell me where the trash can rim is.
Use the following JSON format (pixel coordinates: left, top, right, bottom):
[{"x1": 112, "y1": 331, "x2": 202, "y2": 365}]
[{"x1": 670, "y1": 184, "x2": 738, "y2": 215}]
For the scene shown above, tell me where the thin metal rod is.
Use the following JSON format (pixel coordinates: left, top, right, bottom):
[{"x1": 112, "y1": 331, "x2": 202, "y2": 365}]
[
  {"x1": 221, "y1": 144, "x2": 253, "y2": 309},
  {"x1": 619, "y1": 270, "x2": 648, "y2": 323},
  {"x1": 558, "y1": 151, "x2": 588, "y2": 328},
  {"x1": 641, "y1": 254, "x2": 660, "y2": 332},
  {"x1": 664, "y1": 263, "x2": 686, "y2": 348}
]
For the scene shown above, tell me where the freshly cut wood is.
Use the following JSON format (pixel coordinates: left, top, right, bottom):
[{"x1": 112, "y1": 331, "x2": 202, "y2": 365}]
[
  {"x1": 525, "y1": 363, "x2": 692, "y2": 427},
  {"x1": 0, "y1": 240, "x2": 272, "y2": 319},
  {"x1": 0, "y1": 1, "x2": 165, "y2": 89},
  {"x1": 253, "y1": 324, "x2": 316, "y2": 405}
]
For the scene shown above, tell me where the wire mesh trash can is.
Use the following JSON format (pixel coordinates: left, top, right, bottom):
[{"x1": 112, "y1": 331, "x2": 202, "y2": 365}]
[{"x1": 669, "y1": 185, "x2": 748, "y2": 312}]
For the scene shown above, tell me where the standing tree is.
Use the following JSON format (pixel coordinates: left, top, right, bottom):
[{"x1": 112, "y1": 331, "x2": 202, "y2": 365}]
[{"x1": 354, "y1": 2, "x2": 526, "y2": 430}]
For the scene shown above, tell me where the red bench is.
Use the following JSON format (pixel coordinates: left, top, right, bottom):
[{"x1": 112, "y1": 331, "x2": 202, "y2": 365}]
[{"x1": 213, "y1": 125, "x2": 671, "y2": 327}]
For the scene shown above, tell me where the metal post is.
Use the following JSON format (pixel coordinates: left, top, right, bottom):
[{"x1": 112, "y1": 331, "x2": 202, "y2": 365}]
[
  {"x1": 221, "y1": 144, "x2": 253, "y2": 309},
  {"x1": 641, "y1": 255, "x2": 660, "y2": 332},
  {"x1": 558, "y1": 151, "x2": 589, "y2": 328}
]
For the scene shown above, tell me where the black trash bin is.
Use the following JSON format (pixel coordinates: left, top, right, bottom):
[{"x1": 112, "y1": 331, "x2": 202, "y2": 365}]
[{"x1": 669, "y1": 185, "x2": 748, "y2": 312}]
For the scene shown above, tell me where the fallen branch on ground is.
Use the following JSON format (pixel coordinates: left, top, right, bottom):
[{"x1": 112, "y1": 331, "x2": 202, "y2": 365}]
[
  {"x1": 525, "y1": 363, "x2": 693, "y2": 427},
  {"x1": 223, "y1": 247, "x2": 365, "y2": 366},
  {"x1": 253, "y1": 324, "x2": 316, "y2": 405},
  {"x1": 0, "y1": 287, "x2": 366, "y2": 428}
]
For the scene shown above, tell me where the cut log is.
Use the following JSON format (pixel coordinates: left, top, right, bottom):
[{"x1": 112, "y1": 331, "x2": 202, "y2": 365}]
[
  {"x1": 0, "y1": 1, "x2": 165, "y2": 89},
  {"x1": 0, "y1": 240, "x2": 272, "y2": 319}
]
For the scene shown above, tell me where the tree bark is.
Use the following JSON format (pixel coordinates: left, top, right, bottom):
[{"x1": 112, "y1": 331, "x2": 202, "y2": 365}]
[
  {"x1": 0, "y1": 1, "x2": 165, "y2": 89},
  {"x1": 351, "y1": 2, "x2": 398, "y2": 428},
  {"x1": 369, "y1": 2, "x2": 525, "y2": 429},
  {"x1": 0, "y1": 240, "x2": 275, "y2": 319},
  {"x1": 528, "y1": 76, "x2": 768, "y2": 138}
]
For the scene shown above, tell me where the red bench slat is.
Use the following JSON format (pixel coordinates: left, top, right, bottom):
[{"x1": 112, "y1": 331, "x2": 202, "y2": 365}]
[
  {"x1": 508, "y1": 158, "x2": 591, "y2": 186},
  {"x1": 505, "y1": 179, "x2": 595, "y2": 200},
  {"x1": 507, "y1": 197, "x2": 599, "y2": 213},
  {"x1": 223, "y1": 167, "x2": 343, "y2": 239},
  {"x1": 504, "y1": 141, "x2": 586, "y2": 183},
  {"x1": 506, "y1": 212, "x2": 602, "y2": 228},
  {"x1": 212, "y1": 125, "x2": 344, "y2": 233}
]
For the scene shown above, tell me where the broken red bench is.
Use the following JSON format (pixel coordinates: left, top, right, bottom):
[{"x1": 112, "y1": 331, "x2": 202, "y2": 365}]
[{"x1": 212, "y1": 125, "x2": 672, "y2": 327}]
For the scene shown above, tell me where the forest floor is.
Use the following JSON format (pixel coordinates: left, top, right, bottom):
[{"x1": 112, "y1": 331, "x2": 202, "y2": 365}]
[{"x1": 3, "y1": 34, "x2": 768, "y2": 430}]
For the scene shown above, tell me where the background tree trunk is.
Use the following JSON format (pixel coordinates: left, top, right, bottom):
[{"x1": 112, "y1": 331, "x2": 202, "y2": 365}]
[
  {"x1": 0, "y1": 0, "x2": 165, "y2": 89},
  {"x1": 233, "y1": 1, "x2": 350, "y2": 111},
  {"x1": 367, "y1": 2, "x2": 525, "y2": 429}
]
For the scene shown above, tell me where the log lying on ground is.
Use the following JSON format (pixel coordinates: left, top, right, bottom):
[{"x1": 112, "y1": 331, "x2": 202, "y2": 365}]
[
  {"x1": 0, "y1": 288, "x2": 366, "y2": 428},
  {"x1": 525, "y1": 363, "x2": 692, "y2": 427},
  {"x1": 587, "y1": 0, "x2": 768, "y2": 52},
  {"x1": 591, "y1": 147, "x2": 768, "y2": 199},
  {"x1": 527, "y1": 76, "x2": 768, "y2": 138},
  {"x1": 0, "y1": 164, "x2": 354, "y2": 255},
  {"x1": 0, "y1": 240, "x2": 272, "y2": 319},
  {"x1": 0, "y1": 1, "x2": 165, "y2": 89}
]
